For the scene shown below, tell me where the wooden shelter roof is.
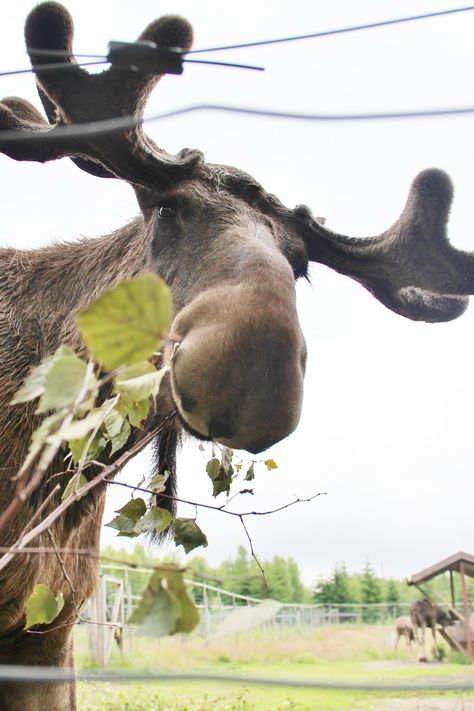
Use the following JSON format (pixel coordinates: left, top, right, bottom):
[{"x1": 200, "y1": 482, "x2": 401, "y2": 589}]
[{"x1": 407, "y1": 551, "x2": 474, "y2": 585}]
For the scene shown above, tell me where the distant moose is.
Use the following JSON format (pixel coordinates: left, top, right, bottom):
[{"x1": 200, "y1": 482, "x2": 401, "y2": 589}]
[
  {"x1": 1, "y1": 2, "x2": 474, "y2": 709},
  {"x1": 394, "y1": 616, "x2": 415, "y2": 650},
  {"x1": 410, "y1": 599, "x2": 454, "y2": 661}
]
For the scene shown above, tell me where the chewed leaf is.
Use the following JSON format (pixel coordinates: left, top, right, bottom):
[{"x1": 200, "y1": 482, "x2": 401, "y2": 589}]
[
  {"x1": 174, "y1": 518, "x2": 208, "y2": 554},
  {"x1": 25, "y1": 584, "x2": 64, "y2": 629},
  {"x1": 77, "y1": 274, "x2": 171, "y2": 370}
]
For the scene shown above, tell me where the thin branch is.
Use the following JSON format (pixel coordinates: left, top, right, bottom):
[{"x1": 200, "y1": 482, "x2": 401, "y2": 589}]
[
  {"x1": 47, "y1": 530, "x2": 78, "y2": 599},
  {"x1": 239, "y1": 514, "x2": 267, "y2": 596},
  {"x1": 0, "y1": 415, "x2": 175, "y2": 574},
  {"x1": 106, "y1": 479, "x2": 326, "y2": 518},
  {"x1": 0, "y1": 546, "x2": 185, "y2": 573}
]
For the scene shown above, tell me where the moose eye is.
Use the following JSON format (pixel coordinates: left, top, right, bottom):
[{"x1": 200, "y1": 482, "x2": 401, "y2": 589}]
[{"x1": 158, "y1": 204, "x2": 177, "y2": 219}]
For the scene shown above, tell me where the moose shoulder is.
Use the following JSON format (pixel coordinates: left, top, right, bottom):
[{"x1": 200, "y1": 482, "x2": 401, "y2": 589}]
[{"x1": 0, "y1": 3, "x2": 474, "y2": 709}]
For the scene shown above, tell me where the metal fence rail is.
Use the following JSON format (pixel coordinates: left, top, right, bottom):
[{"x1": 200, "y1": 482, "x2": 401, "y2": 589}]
[{"x1": 1, "y1": 665, "x2": 474, "y2": 691}]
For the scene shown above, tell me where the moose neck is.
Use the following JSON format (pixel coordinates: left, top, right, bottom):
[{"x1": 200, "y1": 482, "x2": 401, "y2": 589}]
[{"x1": 0, "y1": 217, "x2": 151, "y2": 636}]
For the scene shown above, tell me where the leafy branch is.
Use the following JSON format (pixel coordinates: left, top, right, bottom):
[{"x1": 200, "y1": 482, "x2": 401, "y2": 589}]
[{"x1": 2, "y1": 272, "x2": 325, "y2": 635}]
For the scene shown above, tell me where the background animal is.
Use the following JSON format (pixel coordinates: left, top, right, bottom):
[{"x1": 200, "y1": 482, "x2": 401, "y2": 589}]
[
  {"x1": 0, "y1": 3, "x2": 474, "y2": 709},
  {"x1": 410, "y1": 599, "x2": 453, "y2": 661},
  {"x1": 395, "y1": 616, "x2": 415, "y2": 650}
]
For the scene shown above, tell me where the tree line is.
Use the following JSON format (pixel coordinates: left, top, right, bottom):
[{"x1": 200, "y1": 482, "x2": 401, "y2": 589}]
[{"x1": 100, "y1": 544, "x2": 474, "y2": 610}]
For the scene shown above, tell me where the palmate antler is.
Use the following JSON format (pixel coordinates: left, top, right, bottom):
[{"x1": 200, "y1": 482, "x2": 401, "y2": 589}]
[
  {"x1": 295, "y1": 168, "x2": 474, "y2": 322},
  {"x1": 0, "y1": 1, "x2": 202, "y2": 186}
]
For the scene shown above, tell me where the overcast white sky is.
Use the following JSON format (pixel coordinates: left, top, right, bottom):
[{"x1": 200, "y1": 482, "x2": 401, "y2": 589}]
[{"x1": 1, "y1": 1, "x2": 473, "y2": 586}]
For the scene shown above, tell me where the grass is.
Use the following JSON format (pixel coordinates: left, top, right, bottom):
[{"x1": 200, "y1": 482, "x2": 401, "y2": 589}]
[{"x1": 75, "y1": 625, "x2": 474, "y2": 710}]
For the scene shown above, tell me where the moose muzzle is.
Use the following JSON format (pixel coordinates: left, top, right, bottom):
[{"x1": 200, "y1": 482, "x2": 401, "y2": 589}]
[{"x1": 167, "y1": 255, "x2": 306, "y2": 454}]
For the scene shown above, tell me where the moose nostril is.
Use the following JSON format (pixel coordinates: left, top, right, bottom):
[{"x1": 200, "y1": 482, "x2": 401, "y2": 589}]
[
  {"x1": 208, "y1": 418, "x2": 235, "y2": 440},
  {"x1": 179, "y1": 391, "x2": 197, "y2": 413}
]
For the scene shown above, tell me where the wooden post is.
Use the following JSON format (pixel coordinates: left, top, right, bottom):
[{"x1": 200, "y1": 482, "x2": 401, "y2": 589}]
[
  {"x1": 460, "y1": 562, "x2": 473, "y2": 657},
  {"x1": 450, "y1": 570, "x2": 456, "y2": 610}
]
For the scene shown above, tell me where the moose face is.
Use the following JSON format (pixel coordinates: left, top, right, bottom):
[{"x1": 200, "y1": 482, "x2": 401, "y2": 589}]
[
  {"x1": 2, "y1": 2, "x2": 474, "y2": 456},
  {"x1": 139, "y1": 172, "x2": 308, "y2": 453}
]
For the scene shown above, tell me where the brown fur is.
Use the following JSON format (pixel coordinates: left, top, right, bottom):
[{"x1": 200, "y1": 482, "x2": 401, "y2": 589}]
[
  {"x1": 410, "y1": 599, "x2": 452, "y2": 661},
  {"x1": 1, "y1": 4, "x2": 474, "y2": 709},
  {"x1": 394, "y1": 616, "x2": 415, "y2": 649}
]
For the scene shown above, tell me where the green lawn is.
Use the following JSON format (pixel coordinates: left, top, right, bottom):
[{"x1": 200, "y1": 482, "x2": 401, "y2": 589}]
[{"x1": 75, "y1": 624, "x2": 474, "y2": 710}]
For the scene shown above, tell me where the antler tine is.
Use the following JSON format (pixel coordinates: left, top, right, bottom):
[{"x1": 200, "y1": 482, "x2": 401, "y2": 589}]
[
  {"x1": 0, "y1": 2, "x2": 202, "y2": 187},
  {"x1": 297, "y1": 168, "x2": 474, "y2": 323}
]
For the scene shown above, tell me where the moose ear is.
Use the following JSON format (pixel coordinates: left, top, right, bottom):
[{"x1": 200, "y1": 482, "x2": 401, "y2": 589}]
[{"x1": 297, "y1": 169, "x2": 474, "y2": 323}]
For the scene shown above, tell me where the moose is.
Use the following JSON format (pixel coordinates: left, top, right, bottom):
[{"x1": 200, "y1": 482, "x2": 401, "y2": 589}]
[
  {"x1": 394, "y1": 616, "x2": 415, "y2": 650},
  {"x1": 1, "y1": 2, "x2": 474, "y2": 709},
  {"x1": 410, "y1": 599, "x2": 454, "y2": 661}
]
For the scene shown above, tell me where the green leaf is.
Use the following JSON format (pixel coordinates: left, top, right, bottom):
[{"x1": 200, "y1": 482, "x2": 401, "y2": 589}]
[
  {"x1": 167, "y1": 571, "x2": 200, "y2": 634},
  {"x1": 36, "y1": 351, "x2": 91, "y2": 415},
  {"x1": 128, "y1": 571, "x2": 180, "y2": 635},
  {"x1": 210, "y1": 466, "x2": 233, "y2": 497},
  {"x1": 56, "y1": 409, "x2": 105, "y2": 441},
  {"x1": 25, "y1": 584, "x2": 64, "y2": 629},
  {"x1": 105, "y1": 497, "x2": 147, "y2": 538},
  {"x1": 117, "y1": 396, "x2": 150, "y2": 429},
  {"x1": 115, "y1": 362, "x2": 166, "y2": 402},
  {"x1": 61, "y1": 472, "x2": 88, "y2": 501},
  {"x1": 133, "y1": 507, "x2": 172, "y2": 536},
  {"x1": 69, "y1": 430, "x2": 107, "y2": 465},
  {"x1": 206, "y1": 458, "x2": 220, "y2": 479},
  {"x1": 77, "y1": 273, "x2": 171, "y2": 370},
  {"x1": 264, "y1": 459, "x2": 278, "y2": 471},
  {"x1": 11, "y1": 346, "x2": 73, "y2": 405},
  {"x1": 174, "y1": 518, "x2": 208, "y2": 554},
  {"x1": 109, "y1": 417, "x2": 131, "y2": 455},
  {"x1": 128, "y1": 569, "x2": 199, "y2": 637},
  {"x1": 27, "y1": 411, "x2": 66, "y2": 459},
  {"x1": 149, "y1": 470, "x2": 170, "y2": 493},
  {"x1": 103, "y1": 408, "x2": 124, "y2": 438},
  {"x1": 245, "y1": 463, "x2": 255, "y2": 481}
]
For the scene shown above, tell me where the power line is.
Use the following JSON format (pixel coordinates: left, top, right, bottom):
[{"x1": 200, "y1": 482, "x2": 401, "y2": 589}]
[
  {"x1": 0, "y1": 58, "x2": 263, "y2": 79},
  {"x1": 189, "y1": 5, "x2": 474, "y2": 53},
  {"x1": 0, "y1": 60, "x2": 109, "y2": 78},
  {"x1": 0, "y1": 102, "x2": 472, "y2": 147}
]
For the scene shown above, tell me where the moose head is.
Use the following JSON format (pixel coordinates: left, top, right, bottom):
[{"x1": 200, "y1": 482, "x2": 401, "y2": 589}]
[
  {"x1": 0, "y1": 3, "x2": 474, "y2": 706},
  {"x1": 2, "y1": 2, "x2": 474, "y2": 455}
]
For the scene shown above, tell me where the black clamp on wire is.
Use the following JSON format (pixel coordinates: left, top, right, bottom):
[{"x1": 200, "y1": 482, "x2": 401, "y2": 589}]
[{"x1": 108, "y1": 40, "x2": 184, "y2": 75}]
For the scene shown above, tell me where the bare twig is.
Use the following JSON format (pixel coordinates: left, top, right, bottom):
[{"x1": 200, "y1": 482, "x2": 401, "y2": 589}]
[
  {"x1": 106, "y1": 479, "x2": 326, "y2": 518},
  {"x1": 238, "y1": 515, "x2": 268, "y2": 596},
  {"x1": 0, "y1": 415, "x2": 176, "y2": 574},
  {"x1": 0, "y1": 546, "x2": 185, "y2": 573},
  {"x1": 47, "y1": 530, "x2": 78, "y2": 599}
]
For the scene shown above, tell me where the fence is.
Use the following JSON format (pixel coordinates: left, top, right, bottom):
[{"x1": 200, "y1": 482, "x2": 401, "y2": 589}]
[{"x1": 83, "y1": 564, "x2": 419, "y2": 665}]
